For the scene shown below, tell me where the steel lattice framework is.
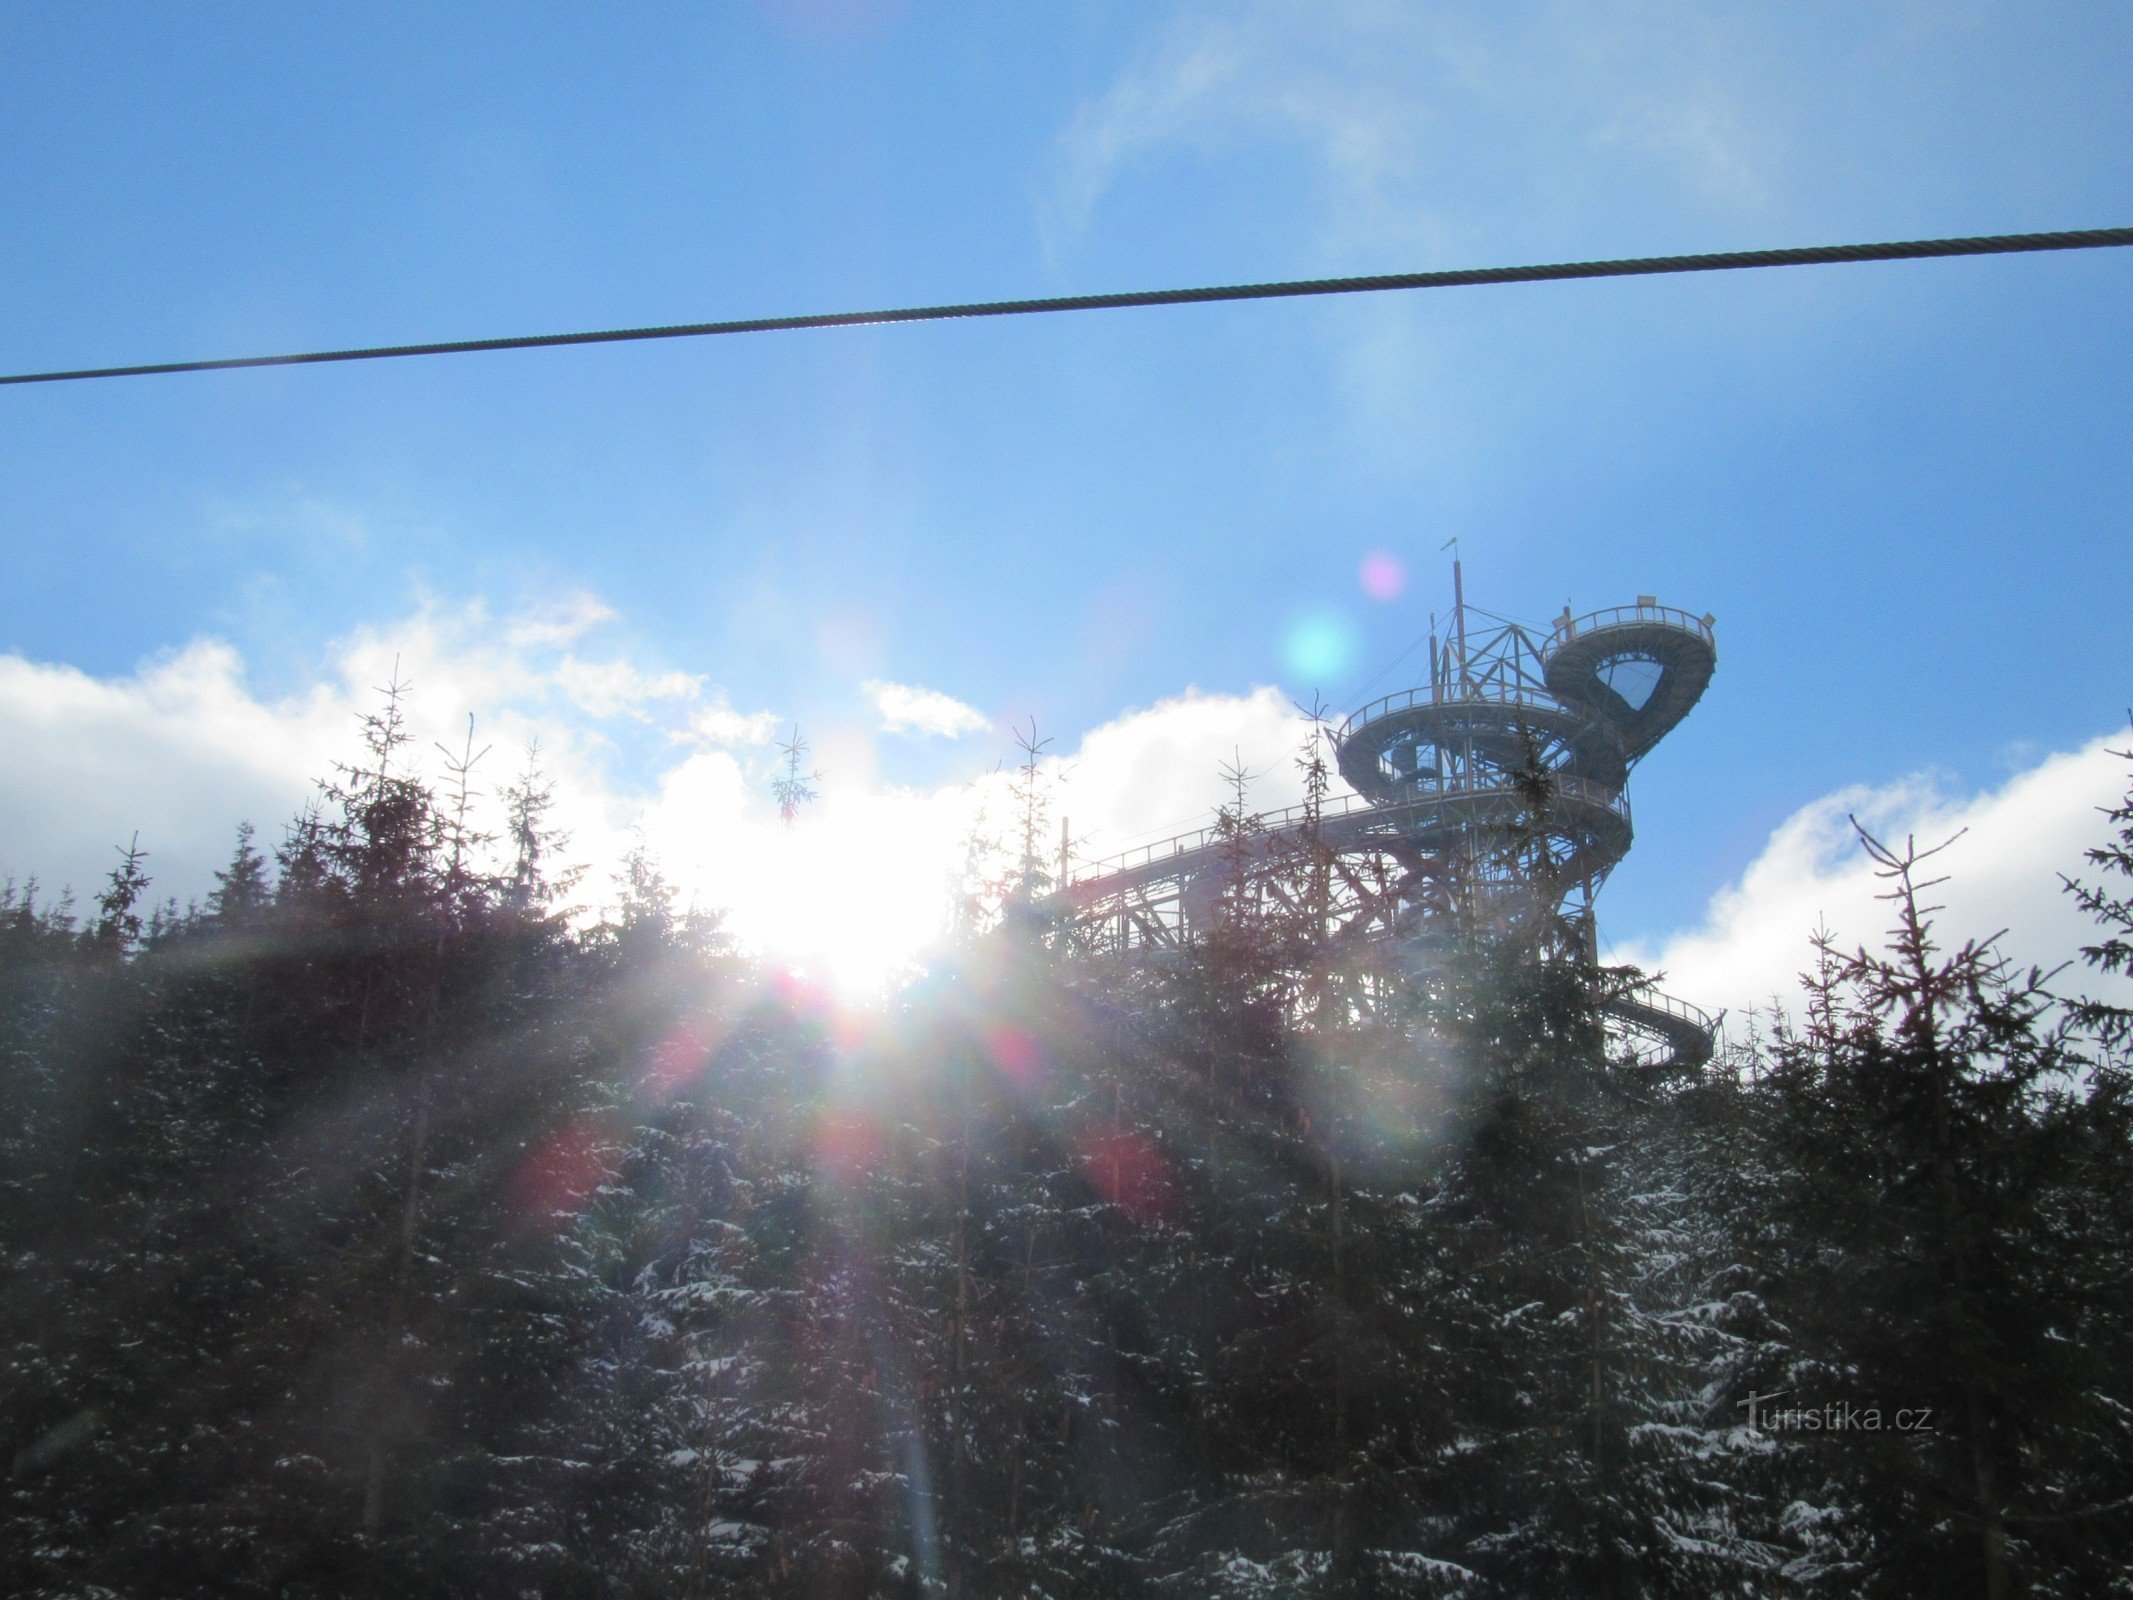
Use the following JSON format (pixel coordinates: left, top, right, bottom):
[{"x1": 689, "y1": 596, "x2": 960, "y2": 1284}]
[{"x1": 1059, "y1": 566, "x2": 1722, "y2": 1068}]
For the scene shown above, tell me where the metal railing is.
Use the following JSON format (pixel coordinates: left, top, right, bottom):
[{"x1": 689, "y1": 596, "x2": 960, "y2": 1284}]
[
  {"x1": 1068, "y1": 790, "x2": 1381, "y2": 881},
  {"x1": 1610, "y1": 984, "x2": 1715, "y2": 1034},
  {"x1": 1068, "y1": 770, "x2": 1630, "y2": 890},
  {"x1": 1336, "y1": 678, "x2": 1585, "y2": 747},
  {"x1": 1549, "y1": 602, "x2": 1714, "y2": 652}
]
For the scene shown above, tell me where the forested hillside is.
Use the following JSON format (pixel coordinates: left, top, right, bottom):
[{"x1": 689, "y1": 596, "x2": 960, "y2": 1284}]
[{"x1": 4, "y1": 695, "x2": 2130, "y2": 1598}]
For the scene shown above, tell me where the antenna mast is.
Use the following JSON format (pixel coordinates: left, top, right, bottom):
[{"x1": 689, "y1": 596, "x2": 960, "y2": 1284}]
[{"x1": 1452, "y1": 555, "x2": 1469, "y2": 688}]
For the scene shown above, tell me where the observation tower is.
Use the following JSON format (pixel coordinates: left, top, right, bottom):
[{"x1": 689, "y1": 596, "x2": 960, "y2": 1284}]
[{"x1": 1060, "y1": 562, "x2": 1720, "y2": 1068}]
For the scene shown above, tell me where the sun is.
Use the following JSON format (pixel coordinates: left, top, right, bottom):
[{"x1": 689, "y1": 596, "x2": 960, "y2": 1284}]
[{"x1": 668, "y1": 783, "x2": 972, "y2": 1000}]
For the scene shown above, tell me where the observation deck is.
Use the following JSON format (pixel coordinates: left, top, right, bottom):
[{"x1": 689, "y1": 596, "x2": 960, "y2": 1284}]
[{"x1": 1544, "y1": 601, "x2": 1716, "y2": 764}]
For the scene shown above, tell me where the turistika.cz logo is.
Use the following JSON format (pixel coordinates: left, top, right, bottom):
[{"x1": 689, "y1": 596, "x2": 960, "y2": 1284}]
[{"x1": 1737, "y1": 1391, "x2": 1937, "y2": 1433}]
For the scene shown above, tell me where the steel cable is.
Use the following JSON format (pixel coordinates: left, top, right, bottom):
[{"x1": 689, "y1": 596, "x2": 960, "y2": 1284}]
[{"x1": 5, "y1": 226, "x2": 2128, "y2": 387}]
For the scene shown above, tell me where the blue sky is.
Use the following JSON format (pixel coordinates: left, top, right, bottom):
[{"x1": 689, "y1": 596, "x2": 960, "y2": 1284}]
[{"x1": 3, "y1": 2, "x2": 2131, "y2": 997}]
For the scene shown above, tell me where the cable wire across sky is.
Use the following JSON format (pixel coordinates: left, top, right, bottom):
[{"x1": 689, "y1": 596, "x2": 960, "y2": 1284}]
[{"x1": 4, "y1": 225, "x2": 2130, "y2": 388}]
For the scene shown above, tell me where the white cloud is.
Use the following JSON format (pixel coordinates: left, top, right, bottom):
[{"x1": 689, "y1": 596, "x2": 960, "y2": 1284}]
[
  {"x1": 551, "y1": 656, "x2": 702, "y2": 720},
  {"x1": 1052, "y1": 684, "x2": 1341, "y2": 867},
  {"x1": 1037, "y1": 0, "x2": 1801, "y2": 474},
  {"x1": 0, "y1": 597, "x2": 707, "y2": 924},
  {"x1": 0, "y1": 641, "x2": 349, "y2": 913},
  {"x1": 1620, "y1": 731, "x2": 2133, "y2": 1030},
  {"x1": 675, "y1": 700, "x2": 783, "y2": 748},
  {"x1": 0, "y1": 599, "x2": 1326, "y2": 994},
  {"x1": 12, "y1": 602, "x2": 2120, "y2": 1025},
  {"x1": 507, "y1": 590, "x2": 618, "y2": 648},
  {"x1": 1043, "y1": 0, "x2": 1775, "y2": 255},
  {"x1": 1046, "y1": 0, "x2": 1439, "y2": 253},
  {"x1": 864, "y1": 679, "x2": 989, "y2": 740}
]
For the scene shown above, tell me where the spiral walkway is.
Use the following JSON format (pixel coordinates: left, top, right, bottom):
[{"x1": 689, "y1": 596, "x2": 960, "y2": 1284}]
[{"x1": 1059, "y1": 580, "x2": 1720, "y2": 1069}]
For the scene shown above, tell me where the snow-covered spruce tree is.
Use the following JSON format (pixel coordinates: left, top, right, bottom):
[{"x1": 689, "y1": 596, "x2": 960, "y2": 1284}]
[
  {"x1": 2062, "y1": 725, "x2": 2133, "y2": 1052},
  {"x1": 0, "y1": 834, "x2": 356, "y2": 1597},
  {"x1": 2027, "y1": 734, "x2": 2133, "y2": 1591},
  {"x1": 1387, "y1": 912, "x2": 1625, "y2": 1593},
  {"x1": 0, "y1": 687, "x2": 644, "y2": 1593},
  {"x1": 1130, "y1": 792, "x2": 1447, "y2": 1590},
  {"x1": 1761, "y1": 826, "x2": 2128, "y2": 1600},
  {"x1": 500, "y1": 871, "x2": 790, "y2": 1597},
  {"x1": 1328, "y1": 739, "x2": 1793, "y2": 1598},
  {"x1": 0, "y1": 851, "x2": 158, "y2": 1597},
  {"x1": 1597, "y1": 1046, "x2": 1846, "y2": 1593},
  {"x1": 2, "y1": 819, "x2": 349, "y2": 1593},
  {"x1": 854, "y1": 991, "x2": 1076, "y2": 1596}
]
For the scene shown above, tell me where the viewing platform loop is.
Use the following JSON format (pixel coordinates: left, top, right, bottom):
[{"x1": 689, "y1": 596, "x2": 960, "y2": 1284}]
[{"x1": 1056, "y1": 571, "x2": 1721, "y2": 1072}]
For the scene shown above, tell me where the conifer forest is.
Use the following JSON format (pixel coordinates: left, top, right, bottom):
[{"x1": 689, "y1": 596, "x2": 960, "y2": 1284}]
[{"x1": 5, "y1": 689, "x2": 2132, "y2": 1600}]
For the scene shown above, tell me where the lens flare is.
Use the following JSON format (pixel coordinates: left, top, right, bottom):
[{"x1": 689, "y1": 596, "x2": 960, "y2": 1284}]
[
  {"x1": 984, "y1": 1024, "x2": 1045, "y2": 1090},
  {"x1": 1359, "y1": 550, "x2": 1406, "y2": 601},
  {"x1": 511, "y1": 1120, "x2": 614, "y2": 1225},
  {"x1": 1079, "y1": 1128, "x2": 1174, "y2": 1224},
  {"x1": 644, "y1": 1024, "x2": 711, "y2": 1101},
  {"x1": 1283, "y1": 611, "x2": 1359, "y2": 682},
  {"x1": 815, "y1": 1109, "x2": 884, "y2": 1183}
]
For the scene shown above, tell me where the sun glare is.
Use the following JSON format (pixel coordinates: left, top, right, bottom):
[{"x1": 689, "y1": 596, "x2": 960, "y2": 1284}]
[{"x1": 665, "y1": 783, "x2": 971, "y2": 999}]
